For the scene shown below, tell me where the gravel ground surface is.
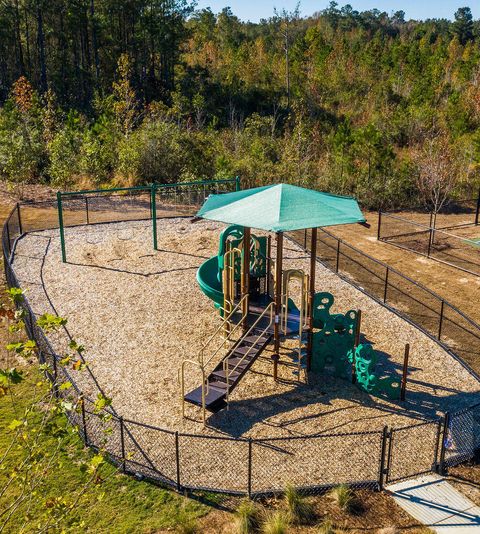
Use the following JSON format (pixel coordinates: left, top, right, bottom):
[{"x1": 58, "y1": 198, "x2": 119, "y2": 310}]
[{"x1": 12, "y1": 218, "x2": 480, "y2": 443}]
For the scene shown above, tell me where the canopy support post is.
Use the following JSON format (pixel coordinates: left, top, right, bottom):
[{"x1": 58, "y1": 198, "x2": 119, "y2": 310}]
[
  {"x1": 306, "y1": 228, "x2": 317, "y2": 371},
  {"x1": 273, "y1": 232, "x2": 283, "y2": 381},
  {"x1": 242, "y1": 226, "x2": 251, "y2": 331}
]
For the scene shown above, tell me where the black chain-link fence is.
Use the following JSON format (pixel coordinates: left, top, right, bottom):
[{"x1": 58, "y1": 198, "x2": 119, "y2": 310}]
[
  {"x1": 2, "y1": 186, "x2": 480, "y2": 495},
  {"x1": 288, "y1": 228, "x2": 480, "y2": 379},
  {"x1": 378, "y1": 196, "x2": 480, "y2": 276}
]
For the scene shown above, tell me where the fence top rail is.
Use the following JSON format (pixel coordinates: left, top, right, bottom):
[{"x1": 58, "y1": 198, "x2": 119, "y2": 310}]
[
  {"x1": 379, "y1": 211, "x2": 478, "y2": 242},
  {"x1": 58, "y1": 178, "x2": 238, "y2": 198},
  {"x1": 254, "y1": 428, "x2": 383, "y2": 443},
  {"x1": 317, "y1": 227, "x2": 480, "y2": 333},
  {"x1": 380, "y1": 196, "x2": 479, "y2": 215}
]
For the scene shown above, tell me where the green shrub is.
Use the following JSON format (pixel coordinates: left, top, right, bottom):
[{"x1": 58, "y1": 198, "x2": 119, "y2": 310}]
[
  {"x1": 116, "y1": 119, "x2": 217, "y2": 186},
  {"x1": 328, "y1": 484, "x2": 355, "y2": 513},
  {"x1": 284, "y1": 483, "x2": 315, "y2": 524},
  {"x1": 0, "y1": 104, "x2": 45, "y2": 185},
  {"x1": 79, "y1": 115, "x2": 119, "y2": 183},
  {"x1": 260, "y1": 510, "x2": 290, "y2": 534},
  {"x1": 234, "y1": 498, "x2": 262, "y2": 533},
  {"x1": 47, "y1": 111, "x2": 85, "y2": 187}
]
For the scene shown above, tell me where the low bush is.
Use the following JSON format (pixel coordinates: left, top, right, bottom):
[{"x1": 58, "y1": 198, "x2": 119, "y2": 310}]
[
  {"x1": 234, "y1": 498, "x2": 262, "y2": 533},
  {"x1": 284, "y1": 483, "x2": 315, "y2": 524}
]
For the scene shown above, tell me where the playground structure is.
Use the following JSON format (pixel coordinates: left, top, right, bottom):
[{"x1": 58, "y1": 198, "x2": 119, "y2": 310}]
[
  {"x1": 4, "y1": 179, "x2": 480, "y2": 496},
  {"x1": 180, "y1": 184, "x2": 404, "y2": 424}
]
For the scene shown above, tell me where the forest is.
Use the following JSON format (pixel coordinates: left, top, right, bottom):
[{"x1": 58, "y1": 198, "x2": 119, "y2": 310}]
[{"x1": 1, "y1": 1, "x2": 480, "y2": 209}]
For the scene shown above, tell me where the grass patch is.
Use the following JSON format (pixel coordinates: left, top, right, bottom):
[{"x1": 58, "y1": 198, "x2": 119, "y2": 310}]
[
  {"x1": 0, "y1": 366, "x2": 209, "y2": 533},
  {"x1": 284, "y1": 483, "x2": 315, "y2": 524},
  {"x1": 316, "y1": 518, "x2": 347, "y2": 533},
  {"x1": 234, "y1": 498, "x2": 262, "y2": 533},
  {"x1": 328, "y1": 484, "x2": 357, "y2": 514},
  {"x1": 260, "y1": 510, "x2": 290, "y2": 534}
]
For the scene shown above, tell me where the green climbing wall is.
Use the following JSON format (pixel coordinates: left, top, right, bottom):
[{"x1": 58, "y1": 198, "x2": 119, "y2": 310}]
[
  {"x1": 310, "y1": 292, "x2": 401, "y2": 400},
  {"x1": 310, "y1": 292, "x2": 357, "y2": 379}
]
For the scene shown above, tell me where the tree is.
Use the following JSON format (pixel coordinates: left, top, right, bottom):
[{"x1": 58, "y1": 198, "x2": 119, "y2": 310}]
[
  {"x1": 453, "y1": 7, "x2": 473, "y2": 45},
  {"x1": 274, "y1": 3, "x2": 300, "y2": 109},
  {"x1": 413, "y1": 134, "x2": 460, "y2": 215},
  {"x1": 0, "y1": 288, "x2": 113, "y2": 532},
  {"x1": 392, "y1": 10, "x2": 405, "y2": 25},
  {"x1": 112, "y1": 53, "x2": 138, "y2": 137}
]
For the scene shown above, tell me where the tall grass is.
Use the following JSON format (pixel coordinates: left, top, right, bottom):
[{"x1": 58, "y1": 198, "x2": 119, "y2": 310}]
[
  {"x1": 261, "y1": 510, "x2": 290, "y2": 534},
  {"x1": 284, "y1": 483, "x2": 315, "y2": 524},
  {"x1": 235, "y1": 498, "x2": 262, "y2": 533},
  {"x1": 328, "y1": 484, "x2": 356, "y2": 513},
  {"x1": 316, "y1": 518, "x2": 347, "y2": 534}
]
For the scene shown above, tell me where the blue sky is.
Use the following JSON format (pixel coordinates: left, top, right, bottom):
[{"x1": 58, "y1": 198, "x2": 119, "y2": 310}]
[{"x1": 194, "y1": 1, "x2": 479, "y2": 22}]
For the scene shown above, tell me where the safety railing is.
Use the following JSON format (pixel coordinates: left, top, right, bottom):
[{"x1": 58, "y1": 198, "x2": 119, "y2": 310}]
[
  {"x1": 378, "y1": 210, "x2": 480, "y2": 276},
  {"x1": 281, "y1": 269, "x2": 309, "y2": 379},
  {"x1": 288, "y1": 228, "x2": 480, "y2": 380}
]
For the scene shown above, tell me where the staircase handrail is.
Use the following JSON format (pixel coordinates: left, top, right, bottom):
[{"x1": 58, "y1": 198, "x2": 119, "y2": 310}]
[
  {"x1": 199, "y1": 294, "x2": 249, "y2": 368},
  {"x1": 179, "y1": 358, "x2": 208, "y2": 425}
]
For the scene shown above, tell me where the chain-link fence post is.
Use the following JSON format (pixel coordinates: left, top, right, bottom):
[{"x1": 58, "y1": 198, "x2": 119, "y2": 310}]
[
  {"x1": 151, "y1": 184, "x2": 158, "y2": 251},
  {"x1": 57, "y1": 191, "x2": 67, "y2": 263},
  {"x1": 475, "y1": 187, "x2": 480, "y2": 225},
  {"x1": 85, "y1": 197, "x2": 90, "y2": 225},
  {"x1": 438, "y1": 300, "x2": 445, "y2": 341},
  {"x1": 432, "y1": 418, "x2": 443, "y2": 473},
  {"x1": 378, "y1": 426, "x2": 389, "y2": 490},
  {"x1": 175, "y1": 431, "x2": 181, "y2": 491},
  {"x1": 16, "y1": 203, "x2": 22, "y2": 235},
  {"x1": 438, "y1": 412, "x2": 450, "y2": 475},
  {"x1": 51, "y1": 354, "x2": 59, "y2": 398},
  {"x1": 120, "y1": 417, "x2": 126, "y2": 473},
  {"x1": 81, "y1": 398, "x2": 89, "y2": 447},
  {"x1": 4, "y1": 218, "x2": 10, "y2": 258},
  {"x1": 247, "y1": 438, "x2": 253, "y2": 498},
  {"x1": 335, "y1": 240, "x2": 340, "y2": 272},
  {"x1": 383, "y1": 267, "x2": 389, "y2": 303},
  {"x1": 377, "y1": 210, "x2": 382, "y2": 240}
]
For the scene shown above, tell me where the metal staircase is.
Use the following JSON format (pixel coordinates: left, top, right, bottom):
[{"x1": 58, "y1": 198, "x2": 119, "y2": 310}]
[{"x1": 179, "y1": 298, "x2": 274, "y2": 424}]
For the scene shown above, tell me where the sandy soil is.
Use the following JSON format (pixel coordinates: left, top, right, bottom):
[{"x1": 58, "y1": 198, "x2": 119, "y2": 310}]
[{"x1": 330, "y1": 211, "x2": 480, "y2": 324}]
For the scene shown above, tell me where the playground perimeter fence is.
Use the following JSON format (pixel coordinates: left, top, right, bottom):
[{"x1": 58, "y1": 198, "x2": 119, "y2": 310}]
[
  {"x1": 378, "y1": 196, "x2": 480, "y2": 276},
  {"x1": 289, "y1": 227, "x2": 480, "y2": 381},
  {"x1": 2, "y1": 182, "x2": 480, "y2": 496}
]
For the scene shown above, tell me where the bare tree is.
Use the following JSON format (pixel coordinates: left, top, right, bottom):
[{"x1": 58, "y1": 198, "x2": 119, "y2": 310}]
[
  {"x1": 413, "y1": 134, "x2": 459, "y2": 216},
  {"x1": 274, "y1": 4, "x2": 300, "y2": 109}
]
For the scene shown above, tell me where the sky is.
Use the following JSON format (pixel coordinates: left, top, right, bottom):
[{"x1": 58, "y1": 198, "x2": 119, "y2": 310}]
[{"x1": 194, "y1": 1, "x2": 479, "y2": 22}]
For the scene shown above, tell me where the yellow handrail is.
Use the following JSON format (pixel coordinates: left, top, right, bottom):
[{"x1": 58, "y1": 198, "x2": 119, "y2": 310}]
[
  {"x1": 281, "y1": 269, "x2": 309, "y2": 380},
  {"x1": 199, "y1": 293, "x2": 249, "y2": 368},
  {"x1": 222, "y1": 246, "x2": 242, "y2": 319},
  {"x1": 178, "y1": 359, "x2": 208, "y2": 426},
  {"x1": 179, "y1": 293, "x2": 249, "y2": 426}
]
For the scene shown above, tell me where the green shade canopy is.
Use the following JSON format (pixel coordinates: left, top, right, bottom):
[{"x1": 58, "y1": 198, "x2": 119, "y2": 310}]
[{"x1": 196, "y1": 184, "x2": 366, "y2": 232}]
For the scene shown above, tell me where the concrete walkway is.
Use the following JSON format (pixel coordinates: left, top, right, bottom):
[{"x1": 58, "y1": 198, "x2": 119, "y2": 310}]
[{"x1": 387, "y1": 474, "x2": 480, "y2": 532}]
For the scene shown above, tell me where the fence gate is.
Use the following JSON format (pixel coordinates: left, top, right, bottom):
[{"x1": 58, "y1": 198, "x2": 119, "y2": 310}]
[{"x1": 386, "y1": 420, "x2": 442, "y2": 484}]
